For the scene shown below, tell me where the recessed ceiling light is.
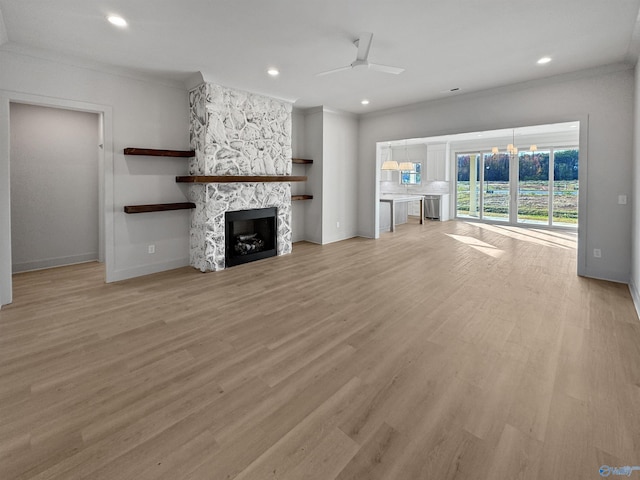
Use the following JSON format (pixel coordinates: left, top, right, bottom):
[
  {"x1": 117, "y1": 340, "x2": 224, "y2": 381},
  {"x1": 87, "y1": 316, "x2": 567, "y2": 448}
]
[
  {"x1": 267, "y1": 68, "x2": 279, "y2": 76},
  {"x1": 361, "y1": 99, "x2": 370, "y2": 105},
  {"x1": 107, "y1": 15, "x2": 127, "y2": 27},
  {"x1": 537, "y1": 57, "x2": 552, "y2": 64}
]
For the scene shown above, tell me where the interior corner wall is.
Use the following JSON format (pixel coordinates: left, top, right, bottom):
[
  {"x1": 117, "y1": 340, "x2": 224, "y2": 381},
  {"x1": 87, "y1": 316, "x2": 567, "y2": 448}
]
[
  {"x1": 291, "y1": 110, "x2": 307, "y2": 243},
  {"x1": 358, "y1": 65, "x2": 635, "y2": 283},
  {"x1": 631, "y1": 60, "x2": 640, "y2": 315},
  {"x1": 321, "y1": 110, "x2": 359, "y2": 244},
  {"x1": 303, "y1": 109, "x2": 323, "y2": 244},
  {"x1": 0, "y1": 49, "x2": 190, "y2": 303}
]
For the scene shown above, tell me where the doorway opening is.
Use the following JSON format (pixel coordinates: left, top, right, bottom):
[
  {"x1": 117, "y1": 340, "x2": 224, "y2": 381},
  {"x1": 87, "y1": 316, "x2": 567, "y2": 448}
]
[
  {"x1": 1, "y1": 94, "x2": 113, "y2": 308},
  {"x1": 10, "y1": 103, "x2": 102, "y2": 278}
]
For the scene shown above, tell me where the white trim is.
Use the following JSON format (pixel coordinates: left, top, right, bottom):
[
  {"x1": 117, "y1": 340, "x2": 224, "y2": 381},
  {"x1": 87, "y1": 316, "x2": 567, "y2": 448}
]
[
  {"x1": 630, "y1": 279, "x2": 640, "y2": 321},
  {"x1": 0, "y1": 96, "x2": 11, "y2": 306},
  {"x1": 13, "y1": 256, "x2": 98, "y2": 274},
  {"x1": 576, "y1": 116, "x2": 589, "y2": 278},
  {"x1": 0, "y1": 89, "x2": 114, "y2": 306}
]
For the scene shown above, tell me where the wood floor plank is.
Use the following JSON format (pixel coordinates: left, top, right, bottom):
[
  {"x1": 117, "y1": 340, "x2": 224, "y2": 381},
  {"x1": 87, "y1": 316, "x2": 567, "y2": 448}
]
[{"x1": 0, "y1": 221, "x2": 638, "y2": 480}]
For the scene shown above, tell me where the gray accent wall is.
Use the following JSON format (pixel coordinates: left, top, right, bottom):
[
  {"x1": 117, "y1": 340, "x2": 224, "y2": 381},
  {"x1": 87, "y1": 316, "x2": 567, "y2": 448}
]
[{"x1": 10, "y1": 103, "x2": 99, "y2": 272}]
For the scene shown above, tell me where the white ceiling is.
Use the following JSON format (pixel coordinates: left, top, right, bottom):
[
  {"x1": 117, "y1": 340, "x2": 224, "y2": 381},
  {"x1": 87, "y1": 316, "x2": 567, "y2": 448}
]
[{"x1": 1, "y1": 0, "x2": 639, "y2": 114}]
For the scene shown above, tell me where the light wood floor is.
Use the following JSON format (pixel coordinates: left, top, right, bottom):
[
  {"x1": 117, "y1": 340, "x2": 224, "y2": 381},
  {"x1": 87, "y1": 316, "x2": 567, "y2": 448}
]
[{"x1": 1, "y1": 220, "x2": 639, "y2": 480}]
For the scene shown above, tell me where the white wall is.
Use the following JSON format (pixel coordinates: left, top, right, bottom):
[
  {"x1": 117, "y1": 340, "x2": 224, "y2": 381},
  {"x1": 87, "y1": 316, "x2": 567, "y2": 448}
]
[
  {"x1": 631, "y1": 60, "x2": 640, "y2": 314},
  {"x1": 359, "y1": 65, "x2": 634, "y2": 283},
  {"x1": 0, "y1": 48, "x2": 190, "y2": 306},
  {"x1": 321, "y1": 110, "x2": 359, "y2": 244},
  {"x1": 10, "y1": 103, "x2": 99, "y2": 272}
]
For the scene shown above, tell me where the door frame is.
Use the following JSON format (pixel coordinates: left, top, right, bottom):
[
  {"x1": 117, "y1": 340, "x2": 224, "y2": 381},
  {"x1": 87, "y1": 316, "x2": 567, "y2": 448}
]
[{"x1": 0, "y1": 90, "x2": 113, "y2": 307}]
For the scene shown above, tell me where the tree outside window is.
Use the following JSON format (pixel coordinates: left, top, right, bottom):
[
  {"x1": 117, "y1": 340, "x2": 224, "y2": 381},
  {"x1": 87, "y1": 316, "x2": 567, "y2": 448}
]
[{"x1": 400, "y1": 162, "x2": 421, "y2": 185}]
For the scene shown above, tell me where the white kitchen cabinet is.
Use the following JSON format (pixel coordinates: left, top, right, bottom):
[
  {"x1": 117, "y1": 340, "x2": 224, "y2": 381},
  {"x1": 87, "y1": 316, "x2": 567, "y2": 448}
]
[{"x1": 425, "y1": 144, "x2": 448, "y2": 181}]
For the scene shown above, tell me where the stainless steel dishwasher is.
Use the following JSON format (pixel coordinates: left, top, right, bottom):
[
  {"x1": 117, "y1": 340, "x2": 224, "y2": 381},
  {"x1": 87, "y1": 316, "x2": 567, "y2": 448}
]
[{"x1": 424, "y1": 195, "x2": 440, "y2": 220}]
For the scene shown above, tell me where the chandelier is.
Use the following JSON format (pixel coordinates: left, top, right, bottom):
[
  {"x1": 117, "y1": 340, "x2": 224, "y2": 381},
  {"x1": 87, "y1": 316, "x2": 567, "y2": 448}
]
[{"x1": 492, "y1": 130, "x2": 537, "y2": 156}]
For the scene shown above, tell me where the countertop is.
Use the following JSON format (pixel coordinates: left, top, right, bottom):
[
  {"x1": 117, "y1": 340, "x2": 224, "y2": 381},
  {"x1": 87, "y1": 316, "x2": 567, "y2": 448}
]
[{"x1": 379, "y1": 194, "x2": 425, "y2": 202}]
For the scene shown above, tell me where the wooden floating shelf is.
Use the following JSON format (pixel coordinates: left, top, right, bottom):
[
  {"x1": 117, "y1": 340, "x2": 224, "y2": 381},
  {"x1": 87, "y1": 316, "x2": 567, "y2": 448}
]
[
  {"x1": 292, "y1": 195, "x2": 313, "y2": 201},
  {"x1": 124, "y1": 148, "x2": 195, "y2": 157},
  {"x1": 292, "y1": 158, "x2": 313, "y2": 164},
  {"x1": 124, "y1": 202, "x2": 196, "y2": 214},
  {"x1": 176, "y1": 175, "x2": 307, "y2": 183}
]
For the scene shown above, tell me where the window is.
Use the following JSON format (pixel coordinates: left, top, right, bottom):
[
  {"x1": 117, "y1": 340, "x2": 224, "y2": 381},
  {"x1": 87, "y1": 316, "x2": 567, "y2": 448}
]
[{"x1": 400, "y1": 162, "x2": 421, "y2": 185}]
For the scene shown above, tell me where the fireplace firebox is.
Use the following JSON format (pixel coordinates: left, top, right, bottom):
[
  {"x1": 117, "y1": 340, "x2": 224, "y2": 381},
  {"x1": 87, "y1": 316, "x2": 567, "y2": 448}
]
[{"x1": 225, "y1": 207, "x2": 277, "y2": 267}]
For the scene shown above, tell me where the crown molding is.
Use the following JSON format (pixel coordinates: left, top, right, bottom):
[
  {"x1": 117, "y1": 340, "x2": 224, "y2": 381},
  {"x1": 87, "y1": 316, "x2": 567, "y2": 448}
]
[
  {"x1": 0, "y1": 41, "x2": 188, "y2": 90},
  {"x1": 0, "y1": 7, "x2": 8, "y2": 47}
]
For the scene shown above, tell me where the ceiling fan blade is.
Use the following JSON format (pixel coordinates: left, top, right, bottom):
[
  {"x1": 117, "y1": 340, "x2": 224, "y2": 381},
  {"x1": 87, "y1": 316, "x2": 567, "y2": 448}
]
[
  {"x1": 356, "y1": 32, "x2": 373, "y2": 61},
  {"x1": 316, "y1": 65, "x2": 352, "y2": 76},
  {"x1": 368, "y1": 63, "x2": 405, "y2": 75}
]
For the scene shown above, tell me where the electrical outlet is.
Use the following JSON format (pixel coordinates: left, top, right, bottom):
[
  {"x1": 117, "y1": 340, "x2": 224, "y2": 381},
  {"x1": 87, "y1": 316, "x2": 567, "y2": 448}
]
[
  {"x1": 336, "y1": 221, "x2": 340, "y2": 228},
  {"x1": 593, "y1": 248, "x2": 601, "y2": 258},
  {"x1": 148, "y1": 245, "x2": 155, "y2": 254},
  {"x1": 618, "y1": 195, "x2": 628, "y2": 205}
]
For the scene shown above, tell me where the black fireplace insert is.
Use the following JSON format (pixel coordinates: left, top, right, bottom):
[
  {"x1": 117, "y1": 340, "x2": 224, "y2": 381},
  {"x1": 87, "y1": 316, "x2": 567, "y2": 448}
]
[{"x1": 225, "y1": 207, "x2": 277, "y2": 267}]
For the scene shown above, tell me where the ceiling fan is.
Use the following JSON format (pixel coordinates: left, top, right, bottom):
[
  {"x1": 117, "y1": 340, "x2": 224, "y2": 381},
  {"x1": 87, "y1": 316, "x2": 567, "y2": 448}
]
[{"x1": 317, "y1": 32, "x2": 405, "y2": 76}]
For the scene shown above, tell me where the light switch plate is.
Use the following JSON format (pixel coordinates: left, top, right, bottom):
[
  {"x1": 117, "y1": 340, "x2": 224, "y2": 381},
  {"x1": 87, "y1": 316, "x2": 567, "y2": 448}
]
[{"x1": 618, "y1": 195, "x2": 627, "y2": 205}]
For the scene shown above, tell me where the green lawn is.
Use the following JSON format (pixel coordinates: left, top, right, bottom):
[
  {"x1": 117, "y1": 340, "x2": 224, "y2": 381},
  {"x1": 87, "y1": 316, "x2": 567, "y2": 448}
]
[{"x1": 456, "y1": 181, "x2": 578, "y2": 225}]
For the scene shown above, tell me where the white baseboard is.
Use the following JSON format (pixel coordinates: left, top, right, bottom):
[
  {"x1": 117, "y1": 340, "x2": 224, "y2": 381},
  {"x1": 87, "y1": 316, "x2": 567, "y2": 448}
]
[
  {"x1": 12, "y1": 253, "x2": 98, "y2": 273},
  {"x1": 108, "y1": 257, "x2": 190, "y2": 283}
]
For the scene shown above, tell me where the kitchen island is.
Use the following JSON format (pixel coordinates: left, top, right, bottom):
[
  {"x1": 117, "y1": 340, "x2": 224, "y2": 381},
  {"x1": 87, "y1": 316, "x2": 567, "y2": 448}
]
[{"x1": 379, "y1": 194, "x2": 425, "y2": 232}]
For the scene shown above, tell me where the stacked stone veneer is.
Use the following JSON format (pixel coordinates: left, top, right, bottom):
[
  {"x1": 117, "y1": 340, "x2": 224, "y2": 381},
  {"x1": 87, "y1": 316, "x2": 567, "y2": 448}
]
[{"x1": 188, "y1": 83, "x2": 293, "y2": 272}]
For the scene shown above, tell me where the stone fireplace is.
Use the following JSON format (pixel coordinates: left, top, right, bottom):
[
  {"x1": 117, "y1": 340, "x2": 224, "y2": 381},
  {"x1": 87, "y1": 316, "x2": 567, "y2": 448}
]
[{"x1": 187, "y1": 83, "x2": 293, "y2": 272}]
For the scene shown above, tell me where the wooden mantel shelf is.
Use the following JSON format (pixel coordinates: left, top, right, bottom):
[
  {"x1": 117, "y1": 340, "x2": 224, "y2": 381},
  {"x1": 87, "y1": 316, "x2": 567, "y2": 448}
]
[
  {"x1": 124, "y1": 202, "x2": 196, "y2": 214},
  {"x1": 124, "y1": 148, "x2": 195, "y2": 157},
  {"x1": 176, "y1": 175, "x2": 307, "y2": 183}
]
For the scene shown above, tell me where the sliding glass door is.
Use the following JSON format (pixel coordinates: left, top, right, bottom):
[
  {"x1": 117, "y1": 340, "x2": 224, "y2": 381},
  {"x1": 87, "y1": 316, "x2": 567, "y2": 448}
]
[
  {"x1": 552, "y1": 149, "x2": 579, "y2": 226},
  {"x1": 456, "y1": 147, "x2": 578, "y2": 228},
  {"x1": 456, "y1": 153, "x2": 481, "y2": 219},
  {"x1": 517, "y1": 150, "x2": 550, "y2": 224},
  {"x1": 483, "y1": 153, "x2": 510, "y2": 221}
]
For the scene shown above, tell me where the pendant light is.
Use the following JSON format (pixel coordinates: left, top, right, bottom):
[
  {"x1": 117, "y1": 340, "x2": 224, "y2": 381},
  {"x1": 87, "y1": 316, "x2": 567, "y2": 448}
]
[
  {"x1": 398, "y1": 140, "x2": 413, "y2": 171},
  {"x1": 381, "y1": 144, "x2": 399, "y2": 170}
]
